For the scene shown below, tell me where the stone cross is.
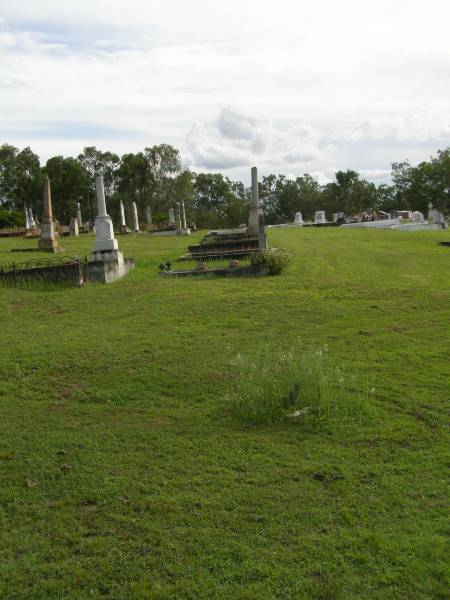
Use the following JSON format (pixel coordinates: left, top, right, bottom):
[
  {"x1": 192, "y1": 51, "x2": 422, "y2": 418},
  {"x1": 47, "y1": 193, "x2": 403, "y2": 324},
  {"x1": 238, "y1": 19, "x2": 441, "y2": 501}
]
[
  {"x1": 132, "y1": 202, "x2": 140, "y2": 232},
  {"x1": 38, "y1": 175, "x2": 59, "y2": 252}
]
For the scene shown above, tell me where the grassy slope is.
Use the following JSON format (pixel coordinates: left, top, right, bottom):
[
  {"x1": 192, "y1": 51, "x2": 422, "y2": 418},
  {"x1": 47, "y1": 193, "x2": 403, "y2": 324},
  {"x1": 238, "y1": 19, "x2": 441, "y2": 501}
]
[{"x1": 0, "y1": 228, "x2": 448, "y2": 599}]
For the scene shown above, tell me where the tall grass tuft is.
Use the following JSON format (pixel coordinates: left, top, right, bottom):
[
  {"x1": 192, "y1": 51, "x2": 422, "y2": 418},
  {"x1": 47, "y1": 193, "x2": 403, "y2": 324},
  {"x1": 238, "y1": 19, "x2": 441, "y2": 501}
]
[{"x1": 226, "y1": 344, "x2": 375, "y2": 429}]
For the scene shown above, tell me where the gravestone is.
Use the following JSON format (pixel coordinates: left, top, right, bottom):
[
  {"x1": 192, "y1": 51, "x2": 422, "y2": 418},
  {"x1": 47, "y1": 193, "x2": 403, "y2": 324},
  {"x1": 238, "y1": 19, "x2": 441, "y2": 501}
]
[
  {"x1": 412, "y1": 211, "x2": 424, "y2": 223},
  {"x1": 77, "y1": 203, "x2": 82, "y2": 228},
  {"x1": 91, "y1": 175, "x2": 123, "y2": 264},
  {"x1": 314, "y1": 210, "x2": 326, "y2": 224},
  {"x1": 28, "y1": 207, "x2": 36, "y2": 228},
  {"x1": 146, "y1": 206, "x2": 152, "y2": 227},
  {"x1": 169, "y1": 208, "x2": 176, "y2": 227},
  {"x1": 132, "y1": 201, "x2": 140, "y2": 232},
  {"x1": 428, "y1": 203, "x2": 448, "y2": 229},
  {"x1": 119, "y1": 200, "x2": 127, "y2": 233},
  {"x1": 294, "y1": 212, "x2": 303, "y2": 225},
  {"x1": 38, "y1": 176, "x2": 60, "y2": 252},
  {"x1": 69, "y1": 217, "x2": 79, "y2": 237},
  {"x1": 181, "y1": 201, "x2": 187, "y2": 229},
  {"x1": 248, "y1": 167, "x2": 260, "y2": 235}
]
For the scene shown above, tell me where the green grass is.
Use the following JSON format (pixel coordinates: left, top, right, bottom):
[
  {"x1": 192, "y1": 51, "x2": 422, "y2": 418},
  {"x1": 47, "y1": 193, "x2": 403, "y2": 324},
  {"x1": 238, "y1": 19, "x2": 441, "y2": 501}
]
[{"x1": 0, "y1": 228, "x2": 449, "y2": 599}]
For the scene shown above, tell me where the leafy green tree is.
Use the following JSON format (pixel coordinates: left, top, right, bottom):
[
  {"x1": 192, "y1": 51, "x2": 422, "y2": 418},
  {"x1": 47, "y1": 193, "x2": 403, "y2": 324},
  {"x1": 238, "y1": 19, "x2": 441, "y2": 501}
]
[
  {"x1": 323, "y1": 170, "x2": 377, "y2": 216},
  {"x1": 0, "y1": 206, "x2": 23, "y2": 228},
  {"x1": 143, "y1": 144, "x2": 182, "y2": 213},
  {"x1": 44, "y1": 156, "x2": 90, "y2": 223},
  {"x1": 0, "y1": 144, "x2": 42, "y2": 214},
  {"x1": 192, "y1": 173, "x2": 246, "y2": 228}
]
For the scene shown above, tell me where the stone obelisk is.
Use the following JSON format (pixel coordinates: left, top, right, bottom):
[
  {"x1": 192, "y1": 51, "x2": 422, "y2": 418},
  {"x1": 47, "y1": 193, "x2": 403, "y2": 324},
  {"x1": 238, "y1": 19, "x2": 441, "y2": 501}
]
[
  {"x1": 145, "y1": 206, "x2": 152, "y2": 228},
  {"x1": 38, "y1": 175, "x2": 60, "y2": 252},
  {"x1": 119, "y1": 200, "x2": 127, "y2": 233},
  {"x1": 132, "y1": 202, "x2": 140, "y2": 232},
  {"x1": 181, "y1": 201, "x2": 187, "y2": 230},
  {"x1": 77, "y1": 203, "x2": 82, "y2": 228},
  {"x1": 248, "y1": 166, "x2": 260, "y2": 235},
  {"x1": 24, "y1": 206, "x2": 30, "y2": 230},
  {"x1": 92, "y1": 175, "x2": 123, "y2": 264}
]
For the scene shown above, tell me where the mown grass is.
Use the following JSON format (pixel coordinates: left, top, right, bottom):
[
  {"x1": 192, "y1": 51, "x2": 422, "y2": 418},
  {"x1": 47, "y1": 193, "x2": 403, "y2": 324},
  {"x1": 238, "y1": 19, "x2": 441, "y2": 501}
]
[{"x1": 0, "y1": 227, "x2": 449, "y2": 599}]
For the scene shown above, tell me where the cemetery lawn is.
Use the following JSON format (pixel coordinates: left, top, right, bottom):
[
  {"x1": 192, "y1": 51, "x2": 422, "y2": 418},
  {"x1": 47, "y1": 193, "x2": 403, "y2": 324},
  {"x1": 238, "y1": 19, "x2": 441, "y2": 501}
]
[{"x1": 0, "y1": 228, "x2": 449, "y2": 600}]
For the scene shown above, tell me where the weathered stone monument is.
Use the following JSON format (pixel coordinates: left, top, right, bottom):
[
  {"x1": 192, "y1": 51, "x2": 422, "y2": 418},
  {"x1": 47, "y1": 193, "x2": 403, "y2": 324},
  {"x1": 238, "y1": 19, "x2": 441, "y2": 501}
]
[
  {"x1": 28, "y1": 207, "x2": 36, "y2": 228},
  {"x1": 132, "y1": 202, "x2": 140, "y2": 232},
  {"x1": 314, "y1": 210, "x2": 326, "y2": 225},
  {"x1": 248, "y1": 167, "x2": 260, "y2": 235},
  {"x1": 428, "y1": 203, "x2": 448, "y2": 229},
  {"x1": 294, "y1": 212, "x2": 303, "y2": 226},
  {"x1": 87, "y1": 175, "x2": 134, "y2": 283},
  {"x1": 77, "y1": 203, "x2": 82, "y2": 229},
  {"x1": 412, "y1": 211, "x2": 424, "y2": 223},
  {"x1": 69, "y1": 217, "x2": 79, "y2": 237},
  {"x1": 24, "y1": 206, "x2": 30, "y2": 230},
  {"x1": 92, "y1": 175, "x2": 122, "y2": 263},
  {"x1": 119, "y1": 200, "x2": 127, "y2": 233},
  {"x1": 168, "y1": 208, "x2": 176, "y2": 227},
  {"x1": 38, "y1": 176, "x2": 61, "y2": 252},
  {"x1": 181, "y1": 201, "x2": 187, "y2": 230},
  {"x1": 146, "y1": 206, "x2": 152, "y2": 228}
]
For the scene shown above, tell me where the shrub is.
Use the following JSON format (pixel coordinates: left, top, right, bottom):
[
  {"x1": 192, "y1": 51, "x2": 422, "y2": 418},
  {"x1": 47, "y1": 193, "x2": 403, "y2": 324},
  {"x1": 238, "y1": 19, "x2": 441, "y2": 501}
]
[
  {"x1": 0, "y1": 207, "x2": 24, "y2": 229},
  {"x1": 226, "y1": 344, "x2": 375, "y2": 429},
  {"x1": 251, "y1": 248, "x2": 292, "y2": 275}
]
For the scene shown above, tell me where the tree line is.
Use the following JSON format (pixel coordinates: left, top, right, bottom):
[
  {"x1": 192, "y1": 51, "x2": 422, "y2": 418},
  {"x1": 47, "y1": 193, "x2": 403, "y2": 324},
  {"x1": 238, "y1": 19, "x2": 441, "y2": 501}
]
[{"x1": 1, "y1": 142, "x2": 449, "y2": 229}]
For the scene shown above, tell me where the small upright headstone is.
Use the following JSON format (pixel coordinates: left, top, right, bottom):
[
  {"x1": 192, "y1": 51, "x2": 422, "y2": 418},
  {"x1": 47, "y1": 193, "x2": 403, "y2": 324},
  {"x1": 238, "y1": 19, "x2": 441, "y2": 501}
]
[
  {"x1": 69, "y1": 217, "x2": 79, "y2": 237},
  {"x1": 132, "y1": 202, "x2": 140, "y2": 232},
  {"x1": 314, "y1": 210, "x2": 326, "y2": 224},
  {"x1": 294, "y1": 212, "x2": 303, "y2": 226},
  {"x1": 412, "y1": 211, "x2": 424, "y2": 223},
  {"x1": 38, "y1": 176, "x2": 60, "y2": 252}
]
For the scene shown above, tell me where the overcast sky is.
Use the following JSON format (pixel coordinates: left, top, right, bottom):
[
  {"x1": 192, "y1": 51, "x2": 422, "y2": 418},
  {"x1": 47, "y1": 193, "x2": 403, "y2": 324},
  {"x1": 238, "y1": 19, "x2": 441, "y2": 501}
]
[{"x1": 1, "y1": 0, "x2": 449, "y2": 184}]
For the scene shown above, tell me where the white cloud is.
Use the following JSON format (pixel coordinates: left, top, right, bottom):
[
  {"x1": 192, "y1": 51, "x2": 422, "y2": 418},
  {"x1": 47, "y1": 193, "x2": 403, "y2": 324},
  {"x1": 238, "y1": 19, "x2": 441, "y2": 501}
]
[{"x1": 0, "y1": 0, "x2": 449, "y2": 183}]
